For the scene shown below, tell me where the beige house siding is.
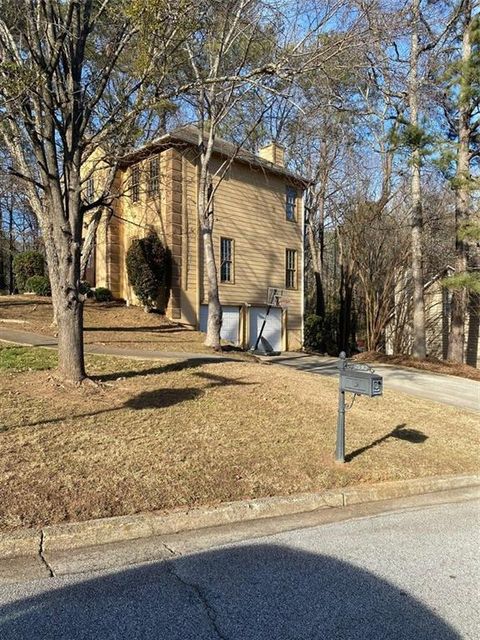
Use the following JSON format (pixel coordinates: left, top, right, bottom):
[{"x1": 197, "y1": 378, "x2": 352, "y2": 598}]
[
  {"x1": 90, "y1": 143, "x2": 305, "y2": 350},
  {"x1": 200, "y1": 157, "x2": 303, "y2": 349},
  {"x1": 385, "y1": 274, "x2": 479, "y2": 367}
]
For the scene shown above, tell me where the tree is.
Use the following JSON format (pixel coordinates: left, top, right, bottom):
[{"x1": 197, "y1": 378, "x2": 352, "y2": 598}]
[
  {"x1": 445, "y1": 0, "x2": 480, "y2": 362},
  {"x1": 0, "y1": 0, "x2": 189, "y2": 382},
  {"x1": 408, "y1": 0, "x2": 427, "y2": 359}
]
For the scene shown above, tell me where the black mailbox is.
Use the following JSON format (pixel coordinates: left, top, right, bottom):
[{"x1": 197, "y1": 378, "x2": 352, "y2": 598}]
[{"x1": 340, "y1": 369, "x2": 383, "y2": 397}]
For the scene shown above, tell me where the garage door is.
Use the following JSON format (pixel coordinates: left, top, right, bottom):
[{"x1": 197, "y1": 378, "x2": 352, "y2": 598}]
[
  {"x1": 199, "y1": 305, "x2": 240, "y2": 345},
  {"x1": 249, "y1": 306, "x2": 282, "y2": 352}
]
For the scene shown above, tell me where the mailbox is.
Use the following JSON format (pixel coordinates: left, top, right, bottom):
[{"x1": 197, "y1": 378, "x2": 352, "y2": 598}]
[{"x1": 340, "y1": 369, "x2": 383, "y2": 397}]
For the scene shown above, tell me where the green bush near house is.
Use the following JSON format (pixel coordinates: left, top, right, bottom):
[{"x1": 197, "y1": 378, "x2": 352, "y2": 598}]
[
  {"x1": 94, "y1": 287, "x2": 113, "y2": 302},
  {"x1": 126, "y1": 231, "x2": 170, "y2": 311},
  {"x1": 304, "y1": 313, "x2": 338, "y2": 355},
  {"x1": 25, "y1": 275, "x2": 51, "y2": 296},
  {"x1": 13, "y1": 251, "x2": 45, "y2": 292}
]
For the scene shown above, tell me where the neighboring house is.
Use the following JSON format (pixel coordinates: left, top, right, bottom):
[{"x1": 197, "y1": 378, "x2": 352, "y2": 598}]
[
  {"x1": 86, "y1": 125, "x2": 308, "y2": 351},
  {"x1": 385, "y1": 266, "x2": 480, "y2": 367}
]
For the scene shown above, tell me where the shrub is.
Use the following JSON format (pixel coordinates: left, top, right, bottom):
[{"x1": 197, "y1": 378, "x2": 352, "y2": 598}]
[
  {"x1": 126, "y1": 231, "x2": 170, "y2": 310},
  {"x1": 94, "y1": 287, "x2": 113, "y2": 302},
  {"x1": 304, "y1": 313, "x2": 338, "y2": 355},
  {"x1": 13, "y1": 251, "x2": 45, "y2": 292},
  {"x1": 25, "y1": 275, "x2": 51, "y2": 296}
]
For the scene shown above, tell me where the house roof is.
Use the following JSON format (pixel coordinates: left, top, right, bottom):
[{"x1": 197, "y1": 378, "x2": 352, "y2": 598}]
[{"x1": 119, "y1": 124, "x2": 310, "y2": 187}]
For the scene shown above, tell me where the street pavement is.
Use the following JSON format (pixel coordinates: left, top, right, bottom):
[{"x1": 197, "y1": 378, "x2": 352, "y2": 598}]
[
  {"x1": 263, "y1": 353, "x2": 480, "y2": 412},
  {"x1": 0, "y1": 495, "x2": 478, "y2": 639}
]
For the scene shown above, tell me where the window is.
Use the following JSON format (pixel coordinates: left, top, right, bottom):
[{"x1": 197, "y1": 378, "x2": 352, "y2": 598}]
[
  {"x1": 148, "y1": 156, "x2": 159, "y2": 196},
  {"x1": 220, "y1": 238, "x2": 234, "y2": 283},
  {"x1": 131, "y1": 164, "x2": 140, "y2": 203},
  {"x1": 286, "y1": 186, "x2": 297, "y2": 221},
  {"x1": 86, "y1": 177, "x2": 95, "y2": 203},
  {"x1": 285, "y1": 249, "x2": 297, "y2": 289}
]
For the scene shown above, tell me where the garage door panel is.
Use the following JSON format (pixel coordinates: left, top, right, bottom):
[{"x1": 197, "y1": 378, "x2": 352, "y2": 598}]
[
  {"x1": 200, "y1": 305, "x2": 240, "y2": 345},
  {"x1": 249, "y1": 306, "x2": 282, "y2": 352}
]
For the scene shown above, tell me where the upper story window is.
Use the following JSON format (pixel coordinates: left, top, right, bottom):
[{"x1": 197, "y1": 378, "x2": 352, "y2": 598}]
[
  {"x1": 148, "y1": 156, "x2": 159, "y2": 196},
  {"x1": 131, "y1": 164, "x2": 140, "y2": 203},
  {"x1": 286, "y1": 186, "x2": 297, "y2": 221},
  {"x1": 220, "y1": 237, "x2": 234, "y2": 283},
  {"x1": 285, "y1": 249, "x2": 297, "y2": 289},
  {"x1": 86, "y1": 177, "x2": 95, "y2": 203}
]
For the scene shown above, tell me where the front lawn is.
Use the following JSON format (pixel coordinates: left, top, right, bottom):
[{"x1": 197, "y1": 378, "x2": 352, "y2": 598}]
[
  {"x1": 0, "y1": 295, "x2": 216, "y2": 354},
  {"x1": 0, "y1": 345, "x2": 478, "y2": 532}
]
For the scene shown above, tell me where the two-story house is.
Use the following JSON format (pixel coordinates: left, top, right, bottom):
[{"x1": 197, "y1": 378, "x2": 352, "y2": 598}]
[{"x1": 86, "y1": 125, "x2": 307, "y2": 351}]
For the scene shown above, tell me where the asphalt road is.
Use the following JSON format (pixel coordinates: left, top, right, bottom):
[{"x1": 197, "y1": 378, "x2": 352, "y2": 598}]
[
  {"x1": 264, "y1": 353, "x2": 480, "y2": 412},
  {"x1": 0, "y1": 497, "x2": 478, "y2": 639}
]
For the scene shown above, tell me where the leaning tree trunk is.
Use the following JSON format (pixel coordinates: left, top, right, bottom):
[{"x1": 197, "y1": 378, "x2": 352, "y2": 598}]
[
  {"x1": 409, "y1": 0, "x2": 427, "y2": 359},
  {"x1": 448, "y1": 1, "x2": 472, "y2": 363}
]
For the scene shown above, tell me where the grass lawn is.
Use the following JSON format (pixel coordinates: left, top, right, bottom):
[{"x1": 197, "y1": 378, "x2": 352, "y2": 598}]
[
  {"x1": 0, "y1": 295, "x2": 219, "y2": 354},
  {"x1": 0, "y1": 345, "x2": 478, "y2": 532}
]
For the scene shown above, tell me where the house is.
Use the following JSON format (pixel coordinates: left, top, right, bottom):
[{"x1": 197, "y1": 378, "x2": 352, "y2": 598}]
[
  {"x1": 85, "y1": 125, "x2": 308, "y2": 351},
  {"x1": 385, "y1": 266, "x2": 479, "y2": 367}
]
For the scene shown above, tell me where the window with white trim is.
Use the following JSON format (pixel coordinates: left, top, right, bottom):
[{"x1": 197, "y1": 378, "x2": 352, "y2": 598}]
[
  {"x1": 148, "y1": 156, "x2": 159, "y2": 196},
  {"x1": 220, "y1": 238, "x2": 234, "y2": 283},
  {"x1": 131, "y1": 164, "x2": 140, "y2": 203},
  {"x1": 86, "y1": 177, "x2": 95, "y2": 203},
  {"x1": 286, "y1": 186, "x2": 297, "y2": 221},
  {"x1": 285, "y1": 249, "x2": 297, "y2": 289}
]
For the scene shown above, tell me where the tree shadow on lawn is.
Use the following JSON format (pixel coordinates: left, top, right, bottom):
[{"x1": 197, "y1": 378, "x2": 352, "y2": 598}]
[
  {"x1": 0, "y1": 544, "x2": 462, "y2": 639},
  {"x1": 345, "y1": 423, "x2": 428, "y2": 462},
  {"x1": 6, "y1": 370, "x2": 256, "y2": 431},
  {"x1": 93, "y1": 358, "x2": 238, "y2": 382}
]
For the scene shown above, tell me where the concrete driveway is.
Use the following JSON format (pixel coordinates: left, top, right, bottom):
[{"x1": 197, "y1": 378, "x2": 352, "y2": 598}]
[{"x1": 262, "y1": 353, "x2": 480, "y2": 412}]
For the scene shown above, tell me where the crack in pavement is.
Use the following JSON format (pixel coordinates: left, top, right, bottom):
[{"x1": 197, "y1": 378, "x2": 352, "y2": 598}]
[
  {"x1": 166, "y1": 562, "x2": 229, "y2": 640},
  {"x1": 39, "y1": 531, "x2": 54, "y2": 578}
]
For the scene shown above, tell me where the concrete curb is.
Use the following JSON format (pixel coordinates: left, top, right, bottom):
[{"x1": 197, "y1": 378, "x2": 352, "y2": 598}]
[{"x1": 1, "y1": 474, "x2": 478, "y2": 560}]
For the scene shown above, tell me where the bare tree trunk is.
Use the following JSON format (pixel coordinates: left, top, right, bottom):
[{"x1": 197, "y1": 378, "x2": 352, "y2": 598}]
[
  {"x1": 409, "y1": 0, "x2": 427, "y2": 359},
  {"x1": 8, "y1": 198, "x2": 14, "y2": 294},
  {"x1": 202, "y1": 226, "x2": 222, "y2": 349},
  {"x1": 448, "y1": 0, "x2": 472, "y2": 363},
  {"x1": 306, "y1": 220, "x2": 325, "y2": 317},
  {"x1": 0, "y1": 204, "x2": 4, "y2": 291},
  {"x1": 81, "y1": 206, "x2": 105, "y2": 279},
  {"x1": 198, "y1": 137, "x2": 222, "y2": 349}
]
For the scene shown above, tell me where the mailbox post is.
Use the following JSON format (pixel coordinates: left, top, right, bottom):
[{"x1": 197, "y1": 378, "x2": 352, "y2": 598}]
[
  {"x1": 336, "y1": 352, "x2": 347, "y2": 463},
  {"x1": 336, "y1": 352, "x2": 383, "y2": 463}
]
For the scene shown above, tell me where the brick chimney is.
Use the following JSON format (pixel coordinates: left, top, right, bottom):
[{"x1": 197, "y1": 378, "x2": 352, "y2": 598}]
[{"x1": 259, "y1": 142, "x2": 285, "y2": 167}]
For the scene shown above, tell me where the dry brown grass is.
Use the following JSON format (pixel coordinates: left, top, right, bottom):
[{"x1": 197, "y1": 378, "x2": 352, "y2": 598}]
[
  {"x1": 353, "y1": 350, "x2": 480, "y2": 381},
  {"x1": 0, "y1": 352, "x2": 478, "y2": 532},
  {"x1": 0, "y1": 295, "x2": 222, "y2": 354}
]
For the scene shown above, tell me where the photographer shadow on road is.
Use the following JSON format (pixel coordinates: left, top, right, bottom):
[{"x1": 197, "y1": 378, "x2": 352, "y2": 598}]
[{"x1": 0, "y1": 543, "x2": 461, "y2": 639}]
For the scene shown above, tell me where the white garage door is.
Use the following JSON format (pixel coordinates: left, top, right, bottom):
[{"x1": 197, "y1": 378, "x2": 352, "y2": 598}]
[
  {"x1": 249, "y1": 306, "x2": 282, "y2": 353},
  {"x1": 199, "y1": 305, "x2": 240, "y2": 345}
]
